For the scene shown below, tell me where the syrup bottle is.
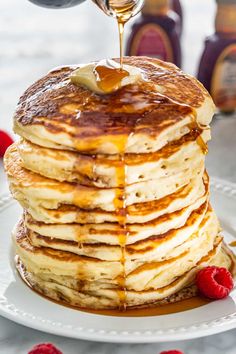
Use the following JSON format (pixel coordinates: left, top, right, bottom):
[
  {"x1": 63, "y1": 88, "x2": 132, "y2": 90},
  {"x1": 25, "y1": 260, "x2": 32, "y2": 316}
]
[
  {"x1": 171, "y1": 0, "x2": 183, "y2": 35},
  {"x1": 198, "y1": 0, "x2": 236, "y2": 113},
  {"x1": 126, "y1": 0, "x2": 181, "y2": 67}
]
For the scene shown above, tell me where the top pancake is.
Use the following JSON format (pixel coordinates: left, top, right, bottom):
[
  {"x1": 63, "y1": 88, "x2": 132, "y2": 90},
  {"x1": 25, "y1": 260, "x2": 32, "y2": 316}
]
[{"x1": 14, "y1": 56, "x2": 215, "y2": 154}]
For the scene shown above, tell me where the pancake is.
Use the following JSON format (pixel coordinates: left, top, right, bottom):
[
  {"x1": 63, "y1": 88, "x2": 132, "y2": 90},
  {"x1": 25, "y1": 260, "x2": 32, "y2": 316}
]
[
  {"x1": 20, "y1": 174, "x2": 208, "y2": 225},
  {"x1": 26, "y1": 201, "x2": 211, "y2": 261},
  {"x1": 17, "y1": 245, "x2": 233, "y2": 310},
  {"x1": 14, "y1": 208, "x2": 219, "y2": 282},
  {"x1": 18, "y1": 128, "x2": 209, "y2": 187},
  {"x1": 25, "y1": 188, "x2": 208, "y2": 245},
  {"x1": 13, "y1": 57, "x2": 215, "y2": 155},
  {"x1": 5, "y1": 143, "x2": 205, "y2": 212}
]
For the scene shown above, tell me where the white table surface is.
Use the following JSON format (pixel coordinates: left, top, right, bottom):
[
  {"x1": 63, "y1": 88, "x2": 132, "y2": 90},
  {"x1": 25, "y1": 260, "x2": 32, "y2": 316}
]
[{"x1": 1, "y1": 0, "x2": 236, "y2": 353}]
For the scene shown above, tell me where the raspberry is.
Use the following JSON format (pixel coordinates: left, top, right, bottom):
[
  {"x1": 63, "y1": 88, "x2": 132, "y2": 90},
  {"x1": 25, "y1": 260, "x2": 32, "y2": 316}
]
[
  {"x1": 160, "y1": 351, "x2": 184, "y2": 354},
  {"x1": 0, "y1": 130, "x2": 13, "y2": 157},
  {"x1": 196, "y1": 266, "x2": 234, "y2": 299},
  {"x1": 28, "y1": 343, "x2": 63, "y2": 354}
]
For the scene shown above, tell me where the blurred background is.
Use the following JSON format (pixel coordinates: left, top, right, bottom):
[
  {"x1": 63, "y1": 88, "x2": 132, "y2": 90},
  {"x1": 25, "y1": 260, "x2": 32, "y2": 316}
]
[{"x1": 0, "y1": 0, "x2": 215, "y2": 135}]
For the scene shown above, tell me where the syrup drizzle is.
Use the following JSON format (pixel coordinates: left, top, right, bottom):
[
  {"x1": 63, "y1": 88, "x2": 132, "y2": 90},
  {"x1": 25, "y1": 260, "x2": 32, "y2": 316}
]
[
  {"x1": 187, "y1": 121, "x2": 208, "y2": 155},
  {"x1": 94, "y1": 62, "x2": 129, "y2": 93},
  {"x1": 136, "y1": 86, "x2": 209, "y2": 156},
  {"x1": 118, "y1": 19, "x2": 125, "y2": 68},
  {"x1": 93, "y1": 1, "x2": 144, "y2": 71},
  {"x1": 114, "y1": 146, "x2": 129, "y2": 310},
  {"x1": 93, "y1": 0, "x2": 137, "y2": 92},
  {"x1": 109, "y1": 1, "x2": 142, "y2": 67}
]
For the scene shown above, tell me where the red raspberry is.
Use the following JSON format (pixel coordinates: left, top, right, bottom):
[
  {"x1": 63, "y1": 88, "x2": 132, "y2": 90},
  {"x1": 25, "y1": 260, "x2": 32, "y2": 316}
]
[
  {"x1": 160, "y1": 351, "x2": 184, "y2": 354},
  {"x1": 28, "y1": 343, "x2": 63, "y2": 354},
  {"x1": 0, "y1": 130, "x2": 13, "y2": 157},
  {"x1": 196, "y1": 266, "x2": 234, "y2": 299}
]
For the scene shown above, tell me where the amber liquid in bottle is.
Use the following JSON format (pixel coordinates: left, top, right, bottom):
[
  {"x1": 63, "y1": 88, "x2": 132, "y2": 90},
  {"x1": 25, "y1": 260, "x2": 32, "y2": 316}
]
[
  {"x1": 198, "y1": 0, "x2": 236, "y2": 113},
  {"x1": 126, "y1": 0, "x2": 181, "y2": 67}
]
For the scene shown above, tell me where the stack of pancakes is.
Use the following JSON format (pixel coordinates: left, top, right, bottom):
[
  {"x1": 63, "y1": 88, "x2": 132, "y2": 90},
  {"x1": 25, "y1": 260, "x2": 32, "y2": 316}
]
[{"x1": 4, "y1": 57, "x2": 236, "y2": 310}]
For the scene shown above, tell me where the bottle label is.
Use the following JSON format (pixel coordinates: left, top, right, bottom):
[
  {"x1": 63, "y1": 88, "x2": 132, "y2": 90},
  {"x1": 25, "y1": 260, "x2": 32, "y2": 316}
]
[
  {"x1": 211, "y1": 44, "x2": 236, "y2": 111},
  {"x1": 129, "y1": 24, "x2": 173, "y2": 61}
]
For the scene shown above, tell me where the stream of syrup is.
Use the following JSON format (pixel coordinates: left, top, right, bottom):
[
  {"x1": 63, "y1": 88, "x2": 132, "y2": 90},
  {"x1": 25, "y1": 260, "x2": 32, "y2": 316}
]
[
  {"x1": 118, "y1": 20, "x2": 125, "y2": 68},
  {"x1": 92, "y1": 0, "x2": 144, "y2": 93},
  {"x1": 95, "y1": 0, "x2": 144, "y2": 67}
]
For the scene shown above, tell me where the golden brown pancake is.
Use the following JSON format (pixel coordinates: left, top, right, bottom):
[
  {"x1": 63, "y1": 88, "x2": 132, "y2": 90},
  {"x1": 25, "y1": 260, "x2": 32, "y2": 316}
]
[
  {"x1": 13, "y1": 57, "x2": 215, "y2": 154},
  {"x1": 17, "y1": 128, "x2": 210, "y2": 188},
  {"x1": 5, "y1": 143, "x2": 205, "y2": 212}
]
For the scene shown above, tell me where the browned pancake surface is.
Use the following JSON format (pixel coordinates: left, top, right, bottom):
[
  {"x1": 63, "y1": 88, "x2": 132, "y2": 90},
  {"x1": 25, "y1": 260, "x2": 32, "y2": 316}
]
[{"x1": 14, "y1": 57, "x2": 211, "y2": 153}]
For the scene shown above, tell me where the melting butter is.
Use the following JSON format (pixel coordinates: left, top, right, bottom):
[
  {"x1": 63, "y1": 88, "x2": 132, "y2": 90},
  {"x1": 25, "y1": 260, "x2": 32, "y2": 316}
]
[{"x1": 70, "y1": 59, "x2": 143, "y2": 94}]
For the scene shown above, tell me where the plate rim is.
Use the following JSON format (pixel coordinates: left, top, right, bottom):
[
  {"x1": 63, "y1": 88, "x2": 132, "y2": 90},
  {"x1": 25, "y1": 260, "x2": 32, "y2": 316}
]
[{"x1": 1, "y1": 176, "x2": 236, "y2": 343}]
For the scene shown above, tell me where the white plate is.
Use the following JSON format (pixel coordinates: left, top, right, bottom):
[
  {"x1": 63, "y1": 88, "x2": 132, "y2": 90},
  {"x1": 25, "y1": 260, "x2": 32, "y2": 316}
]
[{"x1": 1, "y1": 177, "x2": 236, "y2": 343}]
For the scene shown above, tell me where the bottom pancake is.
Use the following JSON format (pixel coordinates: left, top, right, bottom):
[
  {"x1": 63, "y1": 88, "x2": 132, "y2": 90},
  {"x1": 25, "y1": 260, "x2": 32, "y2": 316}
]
[
  {"x1": 13, "y1": 220, "x2": 236, "y2": 310},
  {"x1": 15, "y1": 246, "x2": 234, "y2": 310},
  {"x1": 16, "y1": 256, "x2": 200, "y2": 310}
]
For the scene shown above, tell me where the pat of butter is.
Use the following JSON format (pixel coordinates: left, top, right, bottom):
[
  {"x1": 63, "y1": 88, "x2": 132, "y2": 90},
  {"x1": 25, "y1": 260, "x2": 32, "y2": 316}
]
[{"x1": 70, "y1": 59, "x2": 143, "y2": 94}]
